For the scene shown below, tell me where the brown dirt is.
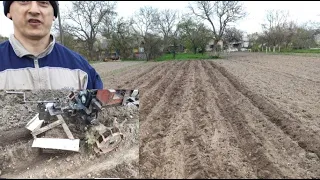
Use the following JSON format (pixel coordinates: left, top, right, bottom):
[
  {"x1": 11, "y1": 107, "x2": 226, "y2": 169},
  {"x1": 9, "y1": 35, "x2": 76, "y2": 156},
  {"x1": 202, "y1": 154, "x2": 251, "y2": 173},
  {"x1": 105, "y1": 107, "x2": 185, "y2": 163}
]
[
  {"x1": 94, "y1": 53, "x2": 320, "y2": 178},
  {"x1": 0, "y1": 90, "x2": 139, "y2": 178}
]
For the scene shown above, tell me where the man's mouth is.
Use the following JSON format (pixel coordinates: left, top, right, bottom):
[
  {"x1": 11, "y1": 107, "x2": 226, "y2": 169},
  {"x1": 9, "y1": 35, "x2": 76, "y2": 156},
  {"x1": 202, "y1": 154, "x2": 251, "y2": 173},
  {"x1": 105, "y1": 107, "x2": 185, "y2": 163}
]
[{"x1": 28, "y1": 19, "x2": 42, "y2": 24}]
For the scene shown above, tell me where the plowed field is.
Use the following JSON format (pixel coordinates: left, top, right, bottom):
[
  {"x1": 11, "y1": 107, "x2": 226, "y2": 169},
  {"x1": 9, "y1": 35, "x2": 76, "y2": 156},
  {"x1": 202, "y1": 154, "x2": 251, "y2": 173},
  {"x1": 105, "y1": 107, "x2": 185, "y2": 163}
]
[
  {"x1": 1, "y1": 52, "x2": 319, "y2": 179},
  {"x1": 96, "y1": 52, "x2": 320, "y2": 178}
]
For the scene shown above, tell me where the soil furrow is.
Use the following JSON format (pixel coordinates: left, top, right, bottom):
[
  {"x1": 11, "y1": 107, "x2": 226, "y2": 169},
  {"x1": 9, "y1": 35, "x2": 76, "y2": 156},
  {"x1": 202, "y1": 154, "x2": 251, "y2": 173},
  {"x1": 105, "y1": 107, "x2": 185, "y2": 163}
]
[
  {"x1": 182, "y1": 60, "x2": 214, "y2": 178},
  {"x1": 194, "y1": 60, "x2": 258, "y2": 178},
  {"x1": 115, "y1": 62, "x2": 164, "y2": 89},
  {"x1": 202, "y1": 60, "x2": 284, "y2": 178},
  {"x1": 210, "y1": 61, "x2": 320, "y2": 158},
  {"x1": 139, "y1": 61, "x2": 190, "y2": 178},
  {"x1": 160, "y1": 61, "x2": 194, "y2": 178},
  {"x1": 0, "y1": 128, "x2": 32, "y2": 147},
  {"x1": 156, "y1": 60, "x2": 197, "y2": 178},
  {"x1": 235, "y1": 60, "x2": 320, "y2": 84},
  {"x1": 138, "y1": 61, "x2": 182, "y2": 122},
  {"x1": 124, "y1": 62, "x2": 169, "y2": 89}
]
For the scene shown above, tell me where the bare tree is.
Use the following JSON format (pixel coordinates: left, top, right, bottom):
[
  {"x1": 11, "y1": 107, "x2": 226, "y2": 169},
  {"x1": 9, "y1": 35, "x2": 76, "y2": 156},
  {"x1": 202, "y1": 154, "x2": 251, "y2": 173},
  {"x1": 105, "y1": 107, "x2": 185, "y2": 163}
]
[
  {"x1": 101, "y1": 5, "x2": 118, "y2": 39},
  {"x1": 223, "y1": 27, "x2": 243, "y2": 43},
  {"x1": 178, "y1": 17, "x2": 212, "y2": 54},
  {"x1": 262, "y1": 9, "x2": 289, "y2": 49},
  {"x1": 108, "y1": 17, "x2": 137, "y2": 59},
  {"x1": 291, "y1": 24, "x2": 317, "y2": 49},
  {"x1": 155, "y1": 9, "x2": 180, "y2": 52},
  {"x1": 131, "y1": 6, "x2": 162, "y2": 61},
  {"x1": 62, "y1": 1, "x2": 117, "y2": 61},
  {"x1": 189, "y1": 1, "x2": 246, "y2": 54},
  {"x1": 132, "y1": 6, "x2": 158, "y2": 37}
]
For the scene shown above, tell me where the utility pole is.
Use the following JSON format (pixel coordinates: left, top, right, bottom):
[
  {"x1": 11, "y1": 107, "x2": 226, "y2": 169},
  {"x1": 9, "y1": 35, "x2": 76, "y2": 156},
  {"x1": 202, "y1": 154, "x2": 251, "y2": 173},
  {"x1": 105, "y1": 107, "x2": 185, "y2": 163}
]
[{"x1": 58, "y1": 7, "x2": 64, "y2": 45}]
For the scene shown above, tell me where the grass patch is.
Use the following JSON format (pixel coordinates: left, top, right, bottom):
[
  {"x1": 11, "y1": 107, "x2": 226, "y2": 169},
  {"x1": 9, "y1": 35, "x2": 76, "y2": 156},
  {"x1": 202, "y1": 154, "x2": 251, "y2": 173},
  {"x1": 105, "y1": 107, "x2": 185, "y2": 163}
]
[
  {"x1": 89, "y1": 53, "x2": 222, "y2": 64},
  {"x1": 279, "y1": 48, "x2": 320, "y2": 53},
  {"x1": 88, "y1": 59, "x2": 145, "y2": 65},
  {"x1": 120, "y1": 58, "x2": 146, "y2": 62},
  {"x1": 155, "y1": 53, "x2": 221, "y2": 61}
]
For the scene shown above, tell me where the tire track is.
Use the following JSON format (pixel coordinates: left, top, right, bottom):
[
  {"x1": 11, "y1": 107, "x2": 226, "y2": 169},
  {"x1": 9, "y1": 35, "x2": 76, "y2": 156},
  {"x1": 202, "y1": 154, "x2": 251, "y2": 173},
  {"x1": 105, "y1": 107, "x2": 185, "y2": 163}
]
[{"x1": 210, "y1": 61, "x2": 320, "y2": 159}]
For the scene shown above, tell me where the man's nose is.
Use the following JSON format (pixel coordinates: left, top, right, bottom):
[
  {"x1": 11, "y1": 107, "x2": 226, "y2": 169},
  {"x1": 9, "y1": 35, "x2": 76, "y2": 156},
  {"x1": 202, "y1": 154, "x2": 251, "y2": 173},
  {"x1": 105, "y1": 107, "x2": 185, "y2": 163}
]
[{"x1": 28, "y1": 1, "x2": 41, "y2": 15}]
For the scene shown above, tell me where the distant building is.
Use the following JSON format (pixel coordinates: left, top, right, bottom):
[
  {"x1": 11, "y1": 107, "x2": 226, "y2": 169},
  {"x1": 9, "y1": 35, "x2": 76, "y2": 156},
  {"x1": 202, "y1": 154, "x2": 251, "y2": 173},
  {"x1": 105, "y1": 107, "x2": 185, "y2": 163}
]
[
  {"x1": 205, "y1": 39, "x2": 224, "y2": 52},
  {"x1": 241, "y1": 33, "x2": 249, "y2": 48},
  {"x1": 227, "y1": 33, "x2": 250, "y2": 52},
  {"x1": 315, "y1": 34, "x2": 320, "y2": 46}
]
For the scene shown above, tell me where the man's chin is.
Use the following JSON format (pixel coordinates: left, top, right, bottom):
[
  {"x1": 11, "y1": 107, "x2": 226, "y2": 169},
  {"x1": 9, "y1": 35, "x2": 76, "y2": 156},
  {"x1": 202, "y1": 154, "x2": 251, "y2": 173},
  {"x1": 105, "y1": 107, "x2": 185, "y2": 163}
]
[{"x1": 26, "y1": 33, "x2": 48, "y2": 40}]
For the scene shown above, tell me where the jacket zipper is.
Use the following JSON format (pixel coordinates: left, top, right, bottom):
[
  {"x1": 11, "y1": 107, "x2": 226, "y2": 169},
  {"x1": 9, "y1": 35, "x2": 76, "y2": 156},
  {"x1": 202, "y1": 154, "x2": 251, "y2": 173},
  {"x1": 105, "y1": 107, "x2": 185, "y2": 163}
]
[{"x1": 34, "y1": 58, "x2": 41, "y2": 89}]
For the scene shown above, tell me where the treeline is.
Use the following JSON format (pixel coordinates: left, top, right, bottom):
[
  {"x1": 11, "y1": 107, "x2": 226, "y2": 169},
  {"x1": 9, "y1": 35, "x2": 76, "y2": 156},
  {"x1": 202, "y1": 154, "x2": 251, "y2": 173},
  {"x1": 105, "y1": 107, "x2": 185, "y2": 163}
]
[
  {"x1": 1, "y1": 2, "x2": 318, "y2": 60},
  {"x1": 52, "y1": 1, "x2": 246, "y2": 61},
  {"x1": 248, "y1": 10, "x2": 320, "y2": 52}
]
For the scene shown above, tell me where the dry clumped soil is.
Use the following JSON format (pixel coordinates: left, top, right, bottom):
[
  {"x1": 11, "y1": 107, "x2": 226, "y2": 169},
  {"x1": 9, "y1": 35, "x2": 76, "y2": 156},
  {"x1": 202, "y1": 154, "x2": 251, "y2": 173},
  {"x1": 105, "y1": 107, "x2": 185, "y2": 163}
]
[
  {"x1": 93, "y1": 52, "x2": 320, "y2": 178},
  {"x1": 1, "y1": 51, "x2": 319, "y2": 179}
]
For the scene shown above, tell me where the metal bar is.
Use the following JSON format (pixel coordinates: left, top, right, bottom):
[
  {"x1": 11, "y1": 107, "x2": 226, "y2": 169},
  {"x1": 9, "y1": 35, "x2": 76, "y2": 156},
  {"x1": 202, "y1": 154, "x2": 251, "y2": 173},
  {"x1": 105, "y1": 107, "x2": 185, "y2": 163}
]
[
  {"x1": 32, "y1": 138, "x2": 80, "y2": 152},
  {"x1": 57, "y1": 115, "x2": 75, "y2": 139},
  {"x1": 31, "y1": 119, "x2": 63, "y2": 136}
]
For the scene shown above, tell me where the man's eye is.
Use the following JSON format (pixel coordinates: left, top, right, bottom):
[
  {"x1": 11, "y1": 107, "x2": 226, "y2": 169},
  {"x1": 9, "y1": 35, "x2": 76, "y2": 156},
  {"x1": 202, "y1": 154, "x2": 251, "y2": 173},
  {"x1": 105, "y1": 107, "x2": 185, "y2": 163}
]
[{"x1": 38, "y1": 1, "x2": 50, "y2": 6}]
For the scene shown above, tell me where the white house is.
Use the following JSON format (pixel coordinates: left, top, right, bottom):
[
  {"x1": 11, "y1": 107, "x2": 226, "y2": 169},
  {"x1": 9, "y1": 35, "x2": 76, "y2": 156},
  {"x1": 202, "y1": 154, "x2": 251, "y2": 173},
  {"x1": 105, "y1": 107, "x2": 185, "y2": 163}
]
[
  {"x1": 315, "y1": 34, "x2": 320, "y2": 46},
  {"x1": 205, "y1": 39, "x2": 224, "y2": 52}
]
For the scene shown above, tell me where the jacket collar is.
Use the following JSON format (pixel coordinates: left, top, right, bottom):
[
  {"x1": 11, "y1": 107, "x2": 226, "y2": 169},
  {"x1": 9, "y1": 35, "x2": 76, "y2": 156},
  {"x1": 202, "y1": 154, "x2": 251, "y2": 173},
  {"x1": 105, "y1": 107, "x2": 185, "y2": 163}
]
[{"x1": 9, "y1": 34, "x2": 55, "y2": 58}]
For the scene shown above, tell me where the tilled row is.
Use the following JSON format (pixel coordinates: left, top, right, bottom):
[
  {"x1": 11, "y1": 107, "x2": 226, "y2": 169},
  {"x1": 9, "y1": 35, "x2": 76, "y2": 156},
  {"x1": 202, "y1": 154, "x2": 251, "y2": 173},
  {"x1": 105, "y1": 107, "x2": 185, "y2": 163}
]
[{"x1": 117, "y1": 60, "x2": 320, "y2": 178}]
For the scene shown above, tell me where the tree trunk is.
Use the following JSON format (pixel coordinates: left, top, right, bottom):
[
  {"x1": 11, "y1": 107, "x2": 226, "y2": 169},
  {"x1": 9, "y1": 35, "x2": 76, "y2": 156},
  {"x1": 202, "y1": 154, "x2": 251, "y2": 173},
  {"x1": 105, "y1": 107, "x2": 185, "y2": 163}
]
[
  {"x1": 212, "y1": 40, "x2": 221, "y2": 57},
  {"x1": 172, "y1": 41, "x2": 176, "y2": 59},
  {"x1": 88, "y1": 44, "x2": 94, "y2": 61}
]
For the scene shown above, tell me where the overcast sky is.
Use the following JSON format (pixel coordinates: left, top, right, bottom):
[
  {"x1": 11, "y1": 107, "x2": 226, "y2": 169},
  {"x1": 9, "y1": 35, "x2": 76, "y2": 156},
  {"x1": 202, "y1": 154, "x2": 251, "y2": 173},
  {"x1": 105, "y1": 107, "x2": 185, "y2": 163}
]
[{"x1": 0, "y1": 1, "x2": 319, "y2": 37}]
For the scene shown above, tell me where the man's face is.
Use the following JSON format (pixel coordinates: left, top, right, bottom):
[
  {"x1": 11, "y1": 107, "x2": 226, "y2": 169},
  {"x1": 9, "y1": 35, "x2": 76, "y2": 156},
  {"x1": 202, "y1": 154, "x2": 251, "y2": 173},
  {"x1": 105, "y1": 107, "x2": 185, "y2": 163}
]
[{"x1": 7, "y1": 1, "x2": 55, "y2": 40}]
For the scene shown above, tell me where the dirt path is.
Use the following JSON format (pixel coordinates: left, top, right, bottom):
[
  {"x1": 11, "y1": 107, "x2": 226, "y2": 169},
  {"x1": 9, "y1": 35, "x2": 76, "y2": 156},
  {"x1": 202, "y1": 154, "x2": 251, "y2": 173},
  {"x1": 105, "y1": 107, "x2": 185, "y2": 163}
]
[{"x1": 97, "y1": 55, "x2": 320, "y2": 178}]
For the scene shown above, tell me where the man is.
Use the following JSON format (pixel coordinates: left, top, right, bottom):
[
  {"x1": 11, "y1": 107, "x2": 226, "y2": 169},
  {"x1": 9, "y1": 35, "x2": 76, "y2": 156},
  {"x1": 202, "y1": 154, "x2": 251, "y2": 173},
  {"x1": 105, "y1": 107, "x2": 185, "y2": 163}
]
[{"x1": 0, "y1": 1, "x2": 103, "y2": 90}]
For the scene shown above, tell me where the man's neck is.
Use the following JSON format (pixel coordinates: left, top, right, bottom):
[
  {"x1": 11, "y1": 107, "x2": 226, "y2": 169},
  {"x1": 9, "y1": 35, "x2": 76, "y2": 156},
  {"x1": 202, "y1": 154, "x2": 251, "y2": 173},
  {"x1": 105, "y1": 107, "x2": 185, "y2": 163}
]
[{"x1": 13, "y1": 33, "x2": 51, "y2": 56}]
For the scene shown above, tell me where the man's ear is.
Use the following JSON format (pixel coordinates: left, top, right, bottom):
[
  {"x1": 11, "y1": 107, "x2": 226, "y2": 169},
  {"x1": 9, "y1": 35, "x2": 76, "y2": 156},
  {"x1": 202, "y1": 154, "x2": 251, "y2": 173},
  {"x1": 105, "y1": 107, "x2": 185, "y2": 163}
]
[
  {"x1": 7, "y1": 13, "x2": 12, "y2": 19},
  {"x1": 53, "y1": 16, "x2": 56, "y2": 21}
]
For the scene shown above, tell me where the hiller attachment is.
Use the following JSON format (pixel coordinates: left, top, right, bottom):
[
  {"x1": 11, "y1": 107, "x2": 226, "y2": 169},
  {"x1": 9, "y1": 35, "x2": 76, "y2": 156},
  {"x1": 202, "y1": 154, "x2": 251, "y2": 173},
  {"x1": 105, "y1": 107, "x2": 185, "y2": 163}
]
[
  {"x1": 93, "y1": 118, "x2": 127, "y2": 154},
  {"x1": 26, "y1": 113, "x2": 80, "y2": 152},
  {"x1": 6, "y1": 89, "x2": 139, "y2": 154}
]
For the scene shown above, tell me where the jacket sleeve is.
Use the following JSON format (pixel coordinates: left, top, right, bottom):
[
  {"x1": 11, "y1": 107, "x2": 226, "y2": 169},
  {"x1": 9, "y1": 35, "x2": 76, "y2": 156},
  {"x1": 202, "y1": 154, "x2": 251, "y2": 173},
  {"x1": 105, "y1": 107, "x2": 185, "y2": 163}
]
[
  {"x1": 83, "y1": 59, "x2": 104, "y2": 89},
  {"x1": 93, "y1": 70, "x2": 103, "y2": 89}
]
